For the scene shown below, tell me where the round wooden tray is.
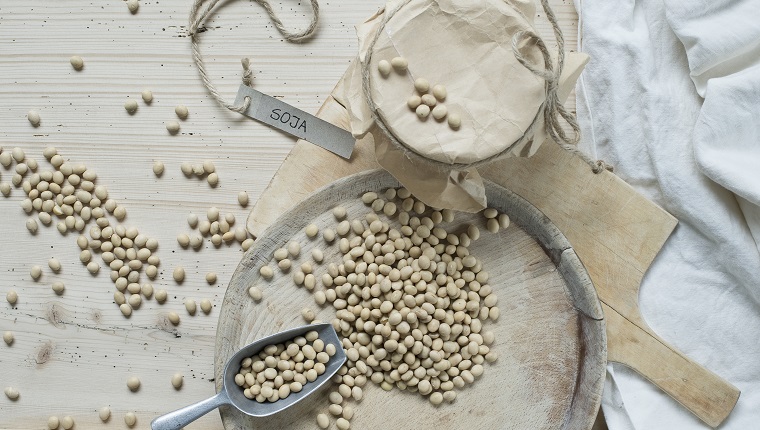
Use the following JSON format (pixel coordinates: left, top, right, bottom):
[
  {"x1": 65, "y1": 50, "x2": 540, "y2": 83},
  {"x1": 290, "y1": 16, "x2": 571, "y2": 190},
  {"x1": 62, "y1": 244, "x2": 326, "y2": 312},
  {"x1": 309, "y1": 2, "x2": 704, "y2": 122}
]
[{"x1": 215, "y1": 169, "x2": 606, "y2": 429}]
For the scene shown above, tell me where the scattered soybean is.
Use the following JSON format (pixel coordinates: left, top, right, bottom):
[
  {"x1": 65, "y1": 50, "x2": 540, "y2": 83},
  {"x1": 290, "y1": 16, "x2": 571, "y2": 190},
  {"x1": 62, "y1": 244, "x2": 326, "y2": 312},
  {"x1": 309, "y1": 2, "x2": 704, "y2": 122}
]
[
  {"x1": 175, "y1": 105, "x2": 189, "y2": 119},
  {"x1": 27, "y1": 110, "x2": 41, "y2": 127},
  {"x1": 166, "y1": 121, "x2": 180, "y2": 134},
  {"x1": 153, "y1": 161, "x2": 164, "y2": 176},
  {"x1": 124, "y1": 99, "x2": 138, "y2": 114}
]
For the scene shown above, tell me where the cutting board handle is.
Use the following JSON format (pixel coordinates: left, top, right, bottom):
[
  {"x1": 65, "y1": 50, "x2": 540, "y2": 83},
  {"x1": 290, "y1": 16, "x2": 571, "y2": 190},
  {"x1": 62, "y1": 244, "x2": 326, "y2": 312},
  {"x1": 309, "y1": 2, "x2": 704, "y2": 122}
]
[{"x1": 605, "y1": 303, "x2": 740, "y2": 428}]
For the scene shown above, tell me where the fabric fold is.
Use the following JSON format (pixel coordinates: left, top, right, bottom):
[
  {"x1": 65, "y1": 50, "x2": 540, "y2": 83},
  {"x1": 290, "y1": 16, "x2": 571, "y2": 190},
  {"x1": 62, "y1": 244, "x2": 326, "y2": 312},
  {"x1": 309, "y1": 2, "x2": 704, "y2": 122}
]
[{"x1": 576, "y1": 0, "x2": 760, "y2": 428}]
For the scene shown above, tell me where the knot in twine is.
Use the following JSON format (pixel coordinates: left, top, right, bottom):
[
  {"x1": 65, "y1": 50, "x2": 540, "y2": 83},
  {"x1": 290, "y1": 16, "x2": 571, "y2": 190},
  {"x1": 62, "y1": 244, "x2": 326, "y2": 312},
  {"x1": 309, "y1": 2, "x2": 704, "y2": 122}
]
[
  {"x1": 511, "y1": 0, "x2": 612, "y2": 173},
  {"x1": 188, "y1": 0, "x2": 320, "y2": 114},
  {"x1": 361, "y1": 0, "x2": 612, "y2": 174}
]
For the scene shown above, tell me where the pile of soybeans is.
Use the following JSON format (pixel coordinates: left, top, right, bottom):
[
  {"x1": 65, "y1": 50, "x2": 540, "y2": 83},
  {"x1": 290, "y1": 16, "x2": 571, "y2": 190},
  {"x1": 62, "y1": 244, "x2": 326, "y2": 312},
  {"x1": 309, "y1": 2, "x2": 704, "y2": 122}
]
[{"x1": 252, "y1": 186, "x2": 508, "y2": 429}]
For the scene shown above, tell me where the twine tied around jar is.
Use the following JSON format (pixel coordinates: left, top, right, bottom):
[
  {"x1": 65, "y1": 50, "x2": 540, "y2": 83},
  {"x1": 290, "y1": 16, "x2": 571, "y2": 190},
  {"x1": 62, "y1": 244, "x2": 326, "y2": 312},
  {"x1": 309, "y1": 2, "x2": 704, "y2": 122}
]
[{"x1": 360, "y1": 0, "x2": 612, "y2": 173}]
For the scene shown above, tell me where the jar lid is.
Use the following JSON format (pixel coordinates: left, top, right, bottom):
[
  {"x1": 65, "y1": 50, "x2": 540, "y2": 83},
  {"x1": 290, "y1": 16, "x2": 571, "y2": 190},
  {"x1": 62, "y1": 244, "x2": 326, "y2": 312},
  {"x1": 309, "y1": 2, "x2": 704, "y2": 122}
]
[{"x1": 366, "y1": 0, "x2": 546, "y2": 166}]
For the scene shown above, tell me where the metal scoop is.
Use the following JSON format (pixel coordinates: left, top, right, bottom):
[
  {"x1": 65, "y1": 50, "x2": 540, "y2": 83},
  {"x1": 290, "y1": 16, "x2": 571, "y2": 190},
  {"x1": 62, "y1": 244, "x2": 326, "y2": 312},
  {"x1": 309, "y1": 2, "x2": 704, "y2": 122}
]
[{"x1": 151, "y1": 323, "x2": 346, "y2": 430}]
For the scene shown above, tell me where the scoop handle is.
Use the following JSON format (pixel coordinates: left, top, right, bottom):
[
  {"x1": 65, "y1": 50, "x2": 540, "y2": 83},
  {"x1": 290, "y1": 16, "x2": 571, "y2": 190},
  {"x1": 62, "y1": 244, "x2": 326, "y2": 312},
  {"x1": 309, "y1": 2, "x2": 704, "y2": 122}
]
[{"x1": 151, "y1": 391, "x2": 231, "y2": 430}]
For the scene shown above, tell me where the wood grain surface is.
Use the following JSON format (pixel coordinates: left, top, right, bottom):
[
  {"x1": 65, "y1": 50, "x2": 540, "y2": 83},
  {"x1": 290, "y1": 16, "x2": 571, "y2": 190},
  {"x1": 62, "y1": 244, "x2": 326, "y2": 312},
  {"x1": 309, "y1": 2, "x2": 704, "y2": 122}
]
[
  {"x1": 219, "y1": 170, "x2": 605, "y2": 429},
  {"x1": 0, "y1": 0, "x2": 390, "y2": 428}
]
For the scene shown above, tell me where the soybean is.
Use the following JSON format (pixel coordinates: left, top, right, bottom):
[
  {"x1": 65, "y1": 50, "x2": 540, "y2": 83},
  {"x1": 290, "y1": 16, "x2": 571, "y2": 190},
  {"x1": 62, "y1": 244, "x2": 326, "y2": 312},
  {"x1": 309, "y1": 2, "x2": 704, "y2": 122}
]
[
  {"x1": 416, "y1": 104, "x2": 430, "y2": 119},
  {"x1": 27, "y1": 110, "x2": 41, "y2": 126},
  {"x1": 206, "y1": 272, "x2": 217, "y2": 284},
  {"x1": 120, "y1": 304, "x2": 132, "y2": 316},
  {"x1": 173, "y1": 266, "x2": 185, "y2": 283},
  {"x1": 407, "y1": 95, "x2": 422, "y2": 110},
  {"x1": 301, "y1": 307, "x2": 316, "y2": 322},
  {"x1": 185, "y1": 299, "x2": 197, "y2": 315},
  {"x1": 238, "y1": 191, "x2": 249, "y2": 207},
  {"x1": 187, "y1": 212, "x2": 199, "y2": 228},
  {"x1": 259, "y1": 266, "x2": 274, "y2": 279},
  {"x1": 166, "y1": 121, "x2": 180, "y2": 134},
  {"x1": 287, "y1": 241, "x2": 301, "y2": 257},
  {"x1": 414, "y1": 78, "x2": 430, "y2": 94},
  {"x1": 305, "y1": 224, "x2": 319, "y2": 238},
  {"x1": 47, "y1": 416, "x2": 59, "y2": 429},
  {"x1": 421, "y1": 94, "x2": 437, "y2": 107},
  {"x1": 153, "y1": 161, "x2": 164, "y2": 176},
  {"x1": 378, "y1": 60, "x2": 391, "y2": 77},
  {"x1": 248, "y1": 286, "x2": 263, "y2": 301},
  {"x1": 390, "y1": 56, "x2": 408, "y2": 71},
  {"x1": 4, "y1": 386, "x2": 19, "y2": 400},
  {"x1": 126, "y1": 0, "x2": 139, "y2": 13},
  {"x1": 124, "y1": 412, "x2": 137, "y2": 427},
  {"x1": 332, "y1": 206, "x2": 347, "y2": 220},
  {"x1": 498, "y1": 213, "x2": 510, "y2": 229},
  {"x1": 70, "y1": 55, "x2": 84, "y2": 70},
  {"x1": 124, "y1": 99, "x2": 138, "y2": 114},
  {"x1": 61, "y1": 416, "x2": 74, "y2": 430},
  {"x1": 177, "y1": 233, "x2": 190, "y2": 248},
  {"x1": 99, "y1": 406, "x2": 111, "y2": 422},
  {"x1": 317, "y1": 414, "x2": 329, "y2": 429},
  {"x1": 6, "y1": 290, "x2": 18, "y2": 305},
  {"x1": 432, "y1": 84, "x2": 447, "y2": 100},
  {"x1": 87, "y1": 261, "x2": 100, "y2": 274},
  {"x1": 167, "y1": 311, "x2": 180, "y2": 325},
  {"x1": 207, "y1": 206, "x2": 220, "y2": 222},
  {"x1": 432, "y1": 104, "x2": 448, "y2": 121},
  {"x1": 52, "y1": 281, "x2": 65, "y2": 295},
  {"x1": 171, "y1": 373, "x2": 184, "y2": 389},
  {"x1": 155, "y1": 289, "x2": 168, "y2": 303},
  {"x1": 200, "y1": 299, "x2": 212, "y2": 314},
  {"x1": 206, "y1": 173, "x2": 219, "y2": 187},
  {"x1": 448, "y1": 112, "x2": 462, "y2": 129},
  {"x1": 175, "y1": 105, "x2": 189, "y2": 119},
  {"x1": 30, "y1": 265, "x2": 42, "y2": 280}
]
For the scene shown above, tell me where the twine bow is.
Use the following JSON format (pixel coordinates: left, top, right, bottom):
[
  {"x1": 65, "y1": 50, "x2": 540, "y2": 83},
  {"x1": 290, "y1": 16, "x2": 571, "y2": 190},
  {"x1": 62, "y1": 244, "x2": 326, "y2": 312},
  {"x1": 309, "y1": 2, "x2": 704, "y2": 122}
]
[{"x1": 188, "y1": 0, "x2": 320, "y2": 114}]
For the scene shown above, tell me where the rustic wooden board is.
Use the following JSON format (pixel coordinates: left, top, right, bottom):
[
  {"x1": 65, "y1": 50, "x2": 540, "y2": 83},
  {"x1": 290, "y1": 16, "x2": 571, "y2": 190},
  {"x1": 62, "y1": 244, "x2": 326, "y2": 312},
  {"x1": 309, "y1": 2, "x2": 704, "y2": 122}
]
[
  {"x1": 247, "y1": 88, "x2": 741, "y2": 428},
  {"x1": 248, "y1": 88, "x2": 742, "y2": 429},
  {"x1": 221, "y1": 170, "x2": 606, "y2": 429}
]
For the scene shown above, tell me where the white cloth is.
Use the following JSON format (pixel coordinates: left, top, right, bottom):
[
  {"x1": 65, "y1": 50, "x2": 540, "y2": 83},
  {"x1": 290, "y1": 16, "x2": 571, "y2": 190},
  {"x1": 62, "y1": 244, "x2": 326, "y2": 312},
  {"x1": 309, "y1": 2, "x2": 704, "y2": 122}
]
[{"x1": 574, "y1": 0, "x2": 760, "y2": 428}]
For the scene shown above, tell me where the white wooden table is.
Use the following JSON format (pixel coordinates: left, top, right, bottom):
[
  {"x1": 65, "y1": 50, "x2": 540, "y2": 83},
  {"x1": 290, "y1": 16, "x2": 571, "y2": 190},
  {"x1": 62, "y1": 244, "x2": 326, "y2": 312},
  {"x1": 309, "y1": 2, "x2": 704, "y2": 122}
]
[{"x1": 0, "y1": 1, "x2": 587, "y2": 429}]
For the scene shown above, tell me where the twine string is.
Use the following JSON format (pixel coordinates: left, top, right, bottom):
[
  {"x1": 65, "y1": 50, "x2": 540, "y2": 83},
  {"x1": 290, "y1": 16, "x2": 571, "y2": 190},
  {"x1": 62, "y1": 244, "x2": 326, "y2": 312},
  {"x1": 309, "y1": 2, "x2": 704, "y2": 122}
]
[
  {"x1": 188, "y1": 0, "x2": 320, "y2": 113},
  {"x1": 511, "y1": 0, "x2": 612, "y2": 173}
]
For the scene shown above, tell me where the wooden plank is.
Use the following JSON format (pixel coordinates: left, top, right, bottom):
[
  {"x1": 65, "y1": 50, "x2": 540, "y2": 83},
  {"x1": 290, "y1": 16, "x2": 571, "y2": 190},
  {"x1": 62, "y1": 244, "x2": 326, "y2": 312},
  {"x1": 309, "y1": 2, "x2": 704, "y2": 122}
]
[
  {"x1": 604, "y1": 303, "x2": 740, "y2": 428},
  {"x1": 0, "y1": 0, "x2": 381, "y2": 428}
]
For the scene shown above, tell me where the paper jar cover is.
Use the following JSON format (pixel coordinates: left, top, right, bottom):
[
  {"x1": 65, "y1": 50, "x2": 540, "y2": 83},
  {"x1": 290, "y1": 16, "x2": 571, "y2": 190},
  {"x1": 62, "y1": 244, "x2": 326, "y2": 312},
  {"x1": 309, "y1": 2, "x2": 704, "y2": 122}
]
[{"x1": 334, "y1": 0, "x2": 589, "y2": 211}]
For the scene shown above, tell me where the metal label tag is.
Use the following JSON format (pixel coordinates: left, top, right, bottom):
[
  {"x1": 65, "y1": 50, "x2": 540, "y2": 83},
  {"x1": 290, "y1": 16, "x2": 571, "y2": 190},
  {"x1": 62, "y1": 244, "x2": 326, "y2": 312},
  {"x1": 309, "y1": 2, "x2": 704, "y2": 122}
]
[{"x1": 234, "y1": 85, "x2": 355, "y2": 159}]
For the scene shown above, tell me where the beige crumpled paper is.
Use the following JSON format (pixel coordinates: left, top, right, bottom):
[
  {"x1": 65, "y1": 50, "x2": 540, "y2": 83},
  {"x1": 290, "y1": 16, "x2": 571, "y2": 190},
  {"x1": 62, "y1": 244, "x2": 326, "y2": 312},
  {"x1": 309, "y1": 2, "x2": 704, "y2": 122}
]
[{"x1": 333, "y1": 0, "x2": 588, "y2": 212}]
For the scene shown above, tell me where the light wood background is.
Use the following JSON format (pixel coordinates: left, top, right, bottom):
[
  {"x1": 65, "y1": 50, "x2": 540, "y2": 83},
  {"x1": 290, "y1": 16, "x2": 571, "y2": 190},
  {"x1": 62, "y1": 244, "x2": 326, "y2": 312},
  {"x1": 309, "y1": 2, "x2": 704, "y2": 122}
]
[{"x1": 0, "y1": 1, "x2": 591, "y2": 429}]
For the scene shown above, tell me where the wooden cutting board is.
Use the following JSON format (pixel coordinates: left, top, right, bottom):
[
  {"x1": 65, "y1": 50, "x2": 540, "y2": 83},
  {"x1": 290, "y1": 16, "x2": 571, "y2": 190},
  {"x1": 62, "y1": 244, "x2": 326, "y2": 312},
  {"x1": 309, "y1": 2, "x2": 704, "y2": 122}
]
[
  {"x1": 222, "y1": 170, "x2": 606, "y2": 429},
  {"x1": 246, "y1": 87, "x2": 740, "y2": 427}
]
